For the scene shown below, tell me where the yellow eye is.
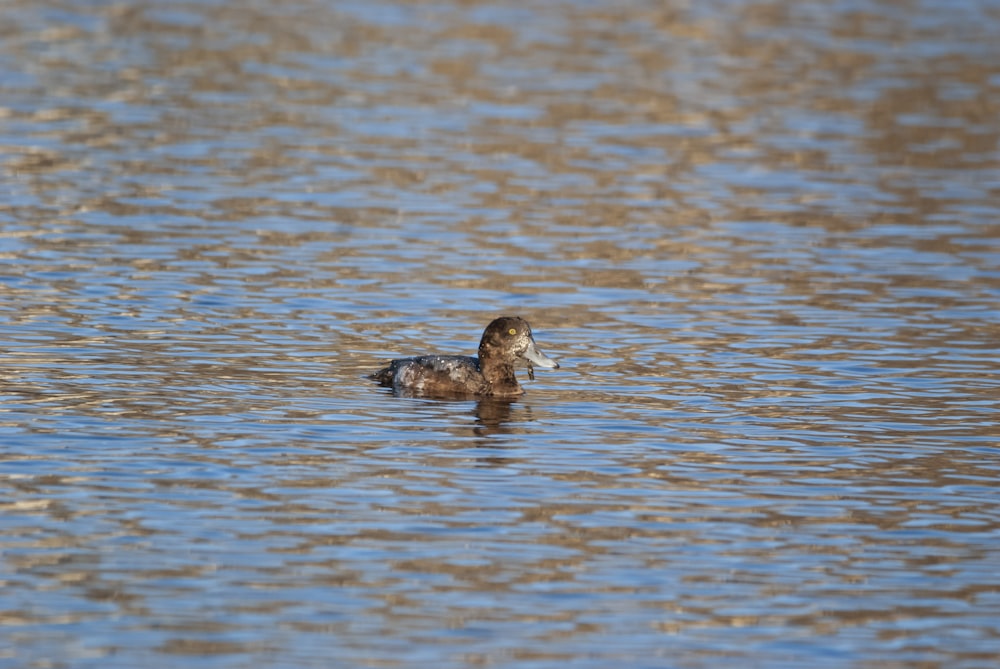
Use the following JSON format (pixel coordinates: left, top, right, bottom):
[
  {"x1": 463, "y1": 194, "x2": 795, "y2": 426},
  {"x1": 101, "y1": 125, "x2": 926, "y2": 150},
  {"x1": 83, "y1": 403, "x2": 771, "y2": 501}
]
[{"x1": 508, "y1": 328, "x2": 517, "y2": 335}]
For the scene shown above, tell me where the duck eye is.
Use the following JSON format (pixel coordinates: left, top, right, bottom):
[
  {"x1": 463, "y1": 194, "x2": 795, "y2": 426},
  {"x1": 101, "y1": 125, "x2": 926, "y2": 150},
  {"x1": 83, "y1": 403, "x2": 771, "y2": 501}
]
[{"x1": 508, "y1": 328, "x2": 517, "y2": 336}]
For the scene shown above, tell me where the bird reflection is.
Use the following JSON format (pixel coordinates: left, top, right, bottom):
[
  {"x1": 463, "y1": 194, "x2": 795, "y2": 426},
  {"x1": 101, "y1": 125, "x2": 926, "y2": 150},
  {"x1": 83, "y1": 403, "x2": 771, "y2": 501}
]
[{"x1": 472, "y1": 397, "x2": 524, "y2": 438}]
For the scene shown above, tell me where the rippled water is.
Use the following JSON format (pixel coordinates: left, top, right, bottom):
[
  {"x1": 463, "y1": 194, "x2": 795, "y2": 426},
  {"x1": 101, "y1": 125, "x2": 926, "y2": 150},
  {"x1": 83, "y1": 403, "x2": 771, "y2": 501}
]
[{"x1": 2, "y1": 0, "x2": 999, "y2": 667}]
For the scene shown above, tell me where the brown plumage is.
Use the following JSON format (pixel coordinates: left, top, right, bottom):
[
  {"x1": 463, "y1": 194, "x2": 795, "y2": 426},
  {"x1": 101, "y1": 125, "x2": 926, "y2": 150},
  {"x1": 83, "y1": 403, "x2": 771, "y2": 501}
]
[{"x1": 371, "y1": 316, "x2": 559, "y2": 398}]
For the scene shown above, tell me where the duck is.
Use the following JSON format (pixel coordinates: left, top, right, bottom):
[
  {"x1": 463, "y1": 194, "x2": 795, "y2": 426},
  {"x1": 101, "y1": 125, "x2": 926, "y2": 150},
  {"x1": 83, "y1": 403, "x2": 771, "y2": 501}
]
[{"x1": 371, "y1": 316, "x2": 559, "y2": 398}]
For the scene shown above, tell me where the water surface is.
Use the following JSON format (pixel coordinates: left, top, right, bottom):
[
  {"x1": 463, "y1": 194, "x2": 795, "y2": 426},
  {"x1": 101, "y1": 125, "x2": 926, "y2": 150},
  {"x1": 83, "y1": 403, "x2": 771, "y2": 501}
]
[{"x1": 2, "y1": 0, "x2": 999, "y2": 667}]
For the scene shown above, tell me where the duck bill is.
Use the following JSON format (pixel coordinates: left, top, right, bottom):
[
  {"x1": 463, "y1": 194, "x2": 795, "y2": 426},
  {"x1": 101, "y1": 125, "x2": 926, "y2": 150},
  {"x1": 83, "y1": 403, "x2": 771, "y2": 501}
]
[{"x1": 523, "y1": 338, "x2": 559, "y2": 370}]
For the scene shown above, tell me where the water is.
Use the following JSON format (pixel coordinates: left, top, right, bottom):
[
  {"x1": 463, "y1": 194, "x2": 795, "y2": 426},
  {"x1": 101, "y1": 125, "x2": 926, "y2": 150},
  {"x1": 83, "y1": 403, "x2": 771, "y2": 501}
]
[{"x1": 2, "y1": 0, "x2": 999, "y2": 667}]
